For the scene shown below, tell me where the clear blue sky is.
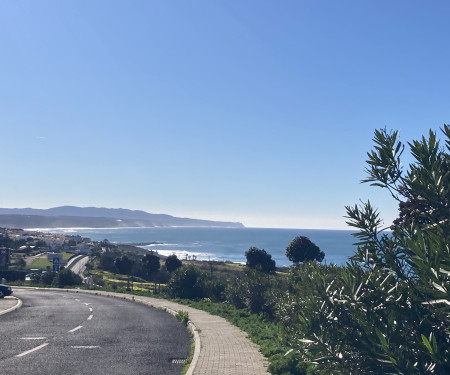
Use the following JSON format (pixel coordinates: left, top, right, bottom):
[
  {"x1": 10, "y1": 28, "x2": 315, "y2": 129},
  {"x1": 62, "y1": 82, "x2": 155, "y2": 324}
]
[{"x1": 1, "y1": 1, "x2": 449, "y2": 229}]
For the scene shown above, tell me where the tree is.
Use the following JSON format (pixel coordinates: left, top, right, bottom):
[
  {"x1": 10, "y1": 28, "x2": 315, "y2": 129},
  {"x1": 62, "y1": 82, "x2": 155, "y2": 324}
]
[
  {"x1": 0, "y1": 235, "x2": 14, "y2": 248},
  {"x1": 114, "y1": 255, "x2": 134, "y2": 276},
  {"x1": 41, "y1": 271, "x2": 56, "y2": 285},
  {"x1": 34, "y1": 240, "x2": 47, "y2": 249},
  {"x1": 278, "y1": 126, "x2": 450, "y2": 374},
  {"x1": 115, "y1": 254, "x2": 135, "y2": 290},
  {"x1": 245, "y1": 247, "x2": 276, "y2": 273},
  {"x1": 165, "y1": 254, "x2": 182, "y2": 273},
  {"x1": 99, "y1": 252, "x2": 117, "y2": 272},
  {"x1": 54, "y1": 268, "x2": 82, "y2": 287},
  {"x1": 285, "y1": 236, "x2": 324, "y2": 264},
  {"x1": 142, "y1": 253, "x2": 160, "y2": 281}
]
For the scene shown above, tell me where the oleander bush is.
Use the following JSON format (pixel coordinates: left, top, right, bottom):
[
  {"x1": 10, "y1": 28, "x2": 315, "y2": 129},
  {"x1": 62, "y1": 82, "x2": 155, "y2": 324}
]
[{"x1": 277, "y1": 126, "x2": 449, "y2": 374}]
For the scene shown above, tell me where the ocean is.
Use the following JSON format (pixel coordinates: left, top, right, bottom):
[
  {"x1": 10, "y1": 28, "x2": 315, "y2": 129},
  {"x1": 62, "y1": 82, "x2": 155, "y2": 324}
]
[{"x1": 47, "y1": 227, "x2": 358, "y2": 267}]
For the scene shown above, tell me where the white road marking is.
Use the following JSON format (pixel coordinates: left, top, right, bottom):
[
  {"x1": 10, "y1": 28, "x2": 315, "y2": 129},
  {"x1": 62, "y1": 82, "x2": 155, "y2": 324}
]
[
  {"x1": 20, "y1": 337, "x2": 47, "y2": 340},
  {"x1": 68, "y1": 325, "x2": 83, "y2": 333},
  {"x1": 16, "y1": 343, "x2": 49, "y2": 357},
  {"x1": 89, "y1": 307, "x2": 93, "y2": 312},
  {"x1": 71, "y1": 346, "x2": 100, "y2": 349},
  {"x1": 75, "y1": 299, "x2": 80, "y2": 302},
  {"x1": 83, "y1": 303, "x2": 91, "y2": 306},
  {"x1": 87, "y1": 314, "x2": 93, "y2": 320}
]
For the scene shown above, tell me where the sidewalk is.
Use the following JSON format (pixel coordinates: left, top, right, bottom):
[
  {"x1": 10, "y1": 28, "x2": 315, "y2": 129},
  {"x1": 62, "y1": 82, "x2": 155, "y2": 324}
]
[
  {"x1": 0, "y1": 296, "x2": 22, "y2": 316},
  {"x1": 1, "y1": 289, "x2": 270, "y2": 375}
]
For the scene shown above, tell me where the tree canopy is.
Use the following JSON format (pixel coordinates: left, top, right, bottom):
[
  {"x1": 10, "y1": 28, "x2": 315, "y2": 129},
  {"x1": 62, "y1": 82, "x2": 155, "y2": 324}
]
[
  {"x1": 245, "y1": 246, "x2": 276, "y2": 273},
  {"x1": 165, "y1": 254, "x2": 182, "y2": 273},
  {"x1": 285, "y1": 236, "x2": 324, "y2": 264},
  {"x1": 142, "y1": 253, "x2": 160, "y2": 281},
  {"x1": 114, "y1": 255, "x2": 134, "y2": 276}
]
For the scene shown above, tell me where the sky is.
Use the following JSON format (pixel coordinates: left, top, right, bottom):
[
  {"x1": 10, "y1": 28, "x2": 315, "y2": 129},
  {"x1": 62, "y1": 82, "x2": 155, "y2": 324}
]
[{"x1": 0, "y1": 1, "x2": 449, "y2": 230}]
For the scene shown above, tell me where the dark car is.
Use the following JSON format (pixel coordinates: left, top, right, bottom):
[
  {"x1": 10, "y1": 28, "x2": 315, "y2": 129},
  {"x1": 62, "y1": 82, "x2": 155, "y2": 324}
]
[{"x1": 0, "y1": 284, "x2": 13, "y2": 298}]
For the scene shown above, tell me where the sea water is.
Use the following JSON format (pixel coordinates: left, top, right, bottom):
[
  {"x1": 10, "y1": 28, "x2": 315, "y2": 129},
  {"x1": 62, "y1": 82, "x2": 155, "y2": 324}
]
[{"x1": 48, "y1": 227, "x2": 358, "y2": 267}]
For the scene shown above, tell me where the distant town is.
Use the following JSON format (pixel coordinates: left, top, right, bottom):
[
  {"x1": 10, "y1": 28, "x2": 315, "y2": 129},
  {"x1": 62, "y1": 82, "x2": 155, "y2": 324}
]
[{"x1": 0, "y1": 227, "x2": 98, "y2": 281}]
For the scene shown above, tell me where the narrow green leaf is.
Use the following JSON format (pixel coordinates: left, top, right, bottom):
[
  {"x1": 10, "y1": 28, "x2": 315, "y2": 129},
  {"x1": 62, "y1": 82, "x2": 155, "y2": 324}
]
[
  {"x1": 421, "y1": 334, "x2": 433, "y2": 355},
  {"x1": 376, "y1": 328, "x2": 389, "y2": 352}
]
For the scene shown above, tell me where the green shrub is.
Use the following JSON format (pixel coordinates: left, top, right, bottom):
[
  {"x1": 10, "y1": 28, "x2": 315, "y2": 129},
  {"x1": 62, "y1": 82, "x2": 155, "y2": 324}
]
[
  {"x1": 40, "y1": 271, "x2": 56, "y2": 285},
  {"x1": 268, "y1": 352, "x2": 310, "y2": 375},
  {"x1": 225, "y1": 269, "x2": 277, "y2": 315},
  {"x1": 203, "y1": 278, "x2": 226, "y2": 302},
  {"x1": 30, "y1": 273, "x2": 41, "y2": 284},
  {"x1": 175, "y1": 310, "x2": 189, "y2": 326},
  {"x1": 167, "y1": 265, "x2": 207, "y2": 299},
  {"x1": 53, "y1": 269, "x2": 82, "y2": 287}
]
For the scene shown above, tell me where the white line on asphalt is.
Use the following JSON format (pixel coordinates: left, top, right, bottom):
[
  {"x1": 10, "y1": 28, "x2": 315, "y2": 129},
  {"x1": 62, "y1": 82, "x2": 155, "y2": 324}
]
[
  {"x1": 75, "y1": 299, "x2": 80, "y2": 302},
  {"x1": 71, "y1": 346, "x2": 100, "y2": 349},
  {"x1": 16, "y1": 343, "x2": 49, "y2": 357},
  {"x1": 20, "y1": 337, "x2": 47, "y2": 340},
  {"x1": 83, "y1": 303, "x2": 91, "y2": 306},
  {"x1": 89, "y1": 307, "x2": 93, "y2": 312},
  {"x1": 87, "y1": 314, "x2": 93, "y2": 320},
  {"x1": 68, "y1": 325, "x2": 83, "y2": 333}
]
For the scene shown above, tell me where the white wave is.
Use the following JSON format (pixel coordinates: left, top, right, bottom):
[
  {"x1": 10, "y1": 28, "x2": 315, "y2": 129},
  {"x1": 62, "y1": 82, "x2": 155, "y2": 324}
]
[
  {"x1": 25, "y1": 227, "x2": 131, "y2": 233},
  {"x1": 25, "y1": 227, "x2": 85, "y2": 233},
  {"x1": 151, "y1": 249, "x2": 215, "y2": 261},
  {"x1": 144, "y1": 243, "x2": 180, "y2": 248}
]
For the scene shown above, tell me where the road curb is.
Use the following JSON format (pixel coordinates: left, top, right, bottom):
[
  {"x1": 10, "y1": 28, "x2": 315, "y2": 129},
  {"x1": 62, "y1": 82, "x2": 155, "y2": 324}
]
[
  {"x1": 185, "y1": 321, "x2": 201, "y2": 375},
  {"x1": 0, "y1": 296, "x2": 22, "y2": 316}
]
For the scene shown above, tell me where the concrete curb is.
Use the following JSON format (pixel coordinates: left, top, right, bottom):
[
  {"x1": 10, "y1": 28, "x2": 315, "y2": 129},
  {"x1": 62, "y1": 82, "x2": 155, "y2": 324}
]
[
  {"x1": 185, "y1": 321, "x2": 201, "y2": 375},
  {"x1": 0, "y1": 296, "x2": 22, "y2": 316}
]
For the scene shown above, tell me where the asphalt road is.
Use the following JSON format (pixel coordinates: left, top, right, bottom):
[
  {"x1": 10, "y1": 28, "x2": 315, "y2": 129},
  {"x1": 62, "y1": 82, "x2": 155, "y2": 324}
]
[
  {"x1": 66, "y1": 255, "x2": 90, "y2": 277},
  {"x1": 0, "y1": 288, "x2": 190, "y2": 375}
]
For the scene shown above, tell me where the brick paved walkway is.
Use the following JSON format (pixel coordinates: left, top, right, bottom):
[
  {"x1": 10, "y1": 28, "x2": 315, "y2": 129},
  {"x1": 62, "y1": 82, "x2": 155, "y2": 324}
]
[{"x1": 131, "y1": 294, "x2": 270, "y2": 375}]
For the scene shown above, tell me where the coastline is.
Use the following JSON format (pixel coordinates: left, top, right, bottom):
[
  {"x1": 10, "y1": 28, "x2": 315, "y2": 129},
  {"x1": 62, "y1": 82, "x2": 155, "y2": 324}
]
[{"x1": 5, "y1": 227, "x2": 357, "y2": 267}]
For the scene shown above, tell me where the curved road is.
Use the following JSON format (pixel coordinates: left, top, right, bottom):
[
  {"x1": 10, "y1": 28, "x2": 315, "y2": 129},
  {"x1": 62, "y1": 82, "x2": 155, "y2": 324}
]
[
  {"x1": 0, "y1": 288, "x2": 190, "y2": 375},
  {"x1": 66, "y1": 255, "x2": 90, "y2": 277}
]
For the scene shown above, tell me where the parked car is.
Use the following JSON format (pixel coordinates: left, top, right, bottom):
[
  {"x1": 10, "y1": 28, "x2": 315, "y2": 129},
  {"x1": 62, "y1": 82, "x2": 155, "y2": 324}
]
[{"x1": 0, "y1": 284, "x2": 13, "y2": 298}]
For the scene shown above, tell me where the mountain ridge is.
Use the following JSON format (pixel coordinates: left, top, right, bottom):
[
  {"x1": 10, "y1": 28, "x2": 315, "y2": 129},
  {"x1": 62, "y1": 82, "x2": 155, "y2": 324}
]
[{"x1": 0, "y1": 206, "x2": 245, "y2": 229}]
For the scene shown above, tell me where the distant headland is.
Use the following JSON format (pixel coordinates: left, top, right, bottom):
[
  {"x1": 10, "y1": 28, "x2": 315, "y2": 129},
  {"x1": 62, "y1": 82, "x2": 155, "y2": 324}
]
[{"x1": 0, "y1": 206, "x2": 245, "y2": 229}]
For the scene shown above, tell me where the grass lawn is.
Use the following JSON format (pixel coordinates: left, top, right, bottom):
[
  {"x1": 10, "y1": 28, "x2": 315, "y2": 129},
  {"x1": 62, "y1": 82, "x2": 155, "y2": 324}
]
[{"x1": 25, "y1": 252, "x2": 73, "y2": 270}]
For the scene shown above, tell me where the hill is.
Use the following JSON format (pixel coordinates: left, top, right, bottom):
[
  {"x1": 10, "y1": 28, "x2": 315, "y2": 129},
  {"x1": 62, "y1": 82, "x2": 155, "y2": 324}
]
[{"x1": 0, "y1": 206, "x2": 244, "y2": 229}]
